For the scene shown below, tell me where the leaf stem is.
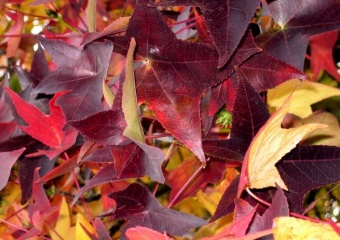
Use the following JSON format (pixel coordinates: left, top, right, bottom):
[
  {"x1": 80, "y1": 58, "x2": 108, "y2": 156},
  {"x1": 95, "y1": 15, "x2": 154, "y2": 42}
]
[
  {"x1": 0, "y1": 218, "x2": 28, "y2": 232},
  {"x1": 64, "y1": 152, "x2": 95, "y2": 227},
  {"x1": 168, "y1": 163, "x2": 204, "y2": 208},
  {"x1": 245, "y1": 187, "x2": 271, "y2": 207}
]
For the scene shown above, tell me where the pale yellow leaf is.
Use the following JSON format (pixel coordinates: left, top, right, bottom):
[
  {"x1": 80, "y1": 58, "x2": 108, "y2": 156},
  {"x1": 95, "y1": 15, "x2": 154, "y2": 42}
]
[
  {"x1": 268, "y1": 79, "x2": 340, "y2": 118},
  {"x1": 102, "y1": 80, "x2": 115, "y2": 107},
  {"x1": 196, "y1": 189, "x2": 222, "y2": 216},
  {"x1": 273, "y1": 217, "x2": 340, "y2": 240},
  {"x1": 122, "y1": 37, "x2": 145, "y2": 143},
  {"x1": 247, "y1": 95, "x2": 327, "y2": 190},
  {"x1": 51, "y1": 197, "x2": 74, "y2": 240},
  {"x1": 85, "y1": 0, "x2": 96, "y2": 32},
  {"x1": 75, "y1": 213, "x2": 94, "y2": 240}
]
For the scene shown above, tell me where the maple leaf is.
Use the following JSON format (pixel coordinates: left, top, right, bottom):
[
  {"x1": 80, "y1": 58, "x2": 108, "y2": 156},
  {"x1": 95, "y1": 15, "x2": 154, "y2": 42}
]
[
  {"x1": 155, "y1": 0, "x2": 261, "y2": 68},
  {"x1": 256, "y1": 0, "x2": 340, "y2": 70},
  {"x1": 108, "y1": 183, "x2": 206, "y2": 240},
  {"x1": 35, "y1": 38, "x2": 113, "y2": 121},
  {"x1": 267, "y1": 79, "x2": 340, "y2": 118},
  {"x1": 126, "y1": 227, "x2": 173, "y2": 240},
  {"x1": 109, "y1": 0, "x2": 220, "y2": 164},
  {"x1": 0, "y1": 148, "x2": 25, "y2": 191}
]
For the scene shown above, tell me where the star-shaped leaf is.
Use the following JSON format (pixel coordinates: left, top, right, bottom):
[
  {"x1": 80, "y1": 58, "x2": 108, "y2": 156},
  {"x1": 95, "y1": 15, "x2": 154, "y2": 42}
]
[
  {"x1": 108, "y1": 183, "x2": 206, "y2": 240},
  {"x1": 256, "y1": 0, "x2": 340, "y2": 70}
]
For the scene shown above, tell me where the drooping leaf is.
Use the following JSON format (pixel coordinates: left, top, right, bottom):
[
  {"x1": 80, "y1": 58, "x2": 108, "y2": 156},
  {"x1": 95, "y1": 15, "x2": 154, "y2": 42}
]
[
  {"x1": 35, "y1": 38, "x2": 113, "y2": 121},
  {"x1": 310, "y1": 31, "x2": 340, "y2": 82},
  {"x1": 4, "y1": 11, "x2": 24, "y2": 58},
  {"x1": 273, "y1": 217, "x2": 340, "y2": 239},
  {"x1": 0, "y1": 147, "x2": 25, "y2": 191},
  {"x1": 267, "y1": 79, "x2": 340, "y2": 118},
  {"x1": 108, "y1": 183, "x2": 206, "y2": 240},
  {"x1": 256, "y1": 0, "x2": 340, "y2": 70},
  {"x1": 155, "y1": 0, "x2": 261, "y2": 68},
  {"x1": 239, "y1": 94, "x2": 326, "y2": 193},
  {"x1": 109, "y1": 0, "x2": 220, "y2": 164}
]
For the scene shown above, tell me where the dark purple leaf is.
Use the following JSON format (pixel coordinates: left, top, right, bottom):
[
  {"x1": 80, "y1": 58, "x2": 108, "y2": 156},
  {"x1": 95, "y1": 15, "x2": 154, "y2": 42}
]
[{"x1": 108, "y1": 183, "x2": 206, "y2": 240}]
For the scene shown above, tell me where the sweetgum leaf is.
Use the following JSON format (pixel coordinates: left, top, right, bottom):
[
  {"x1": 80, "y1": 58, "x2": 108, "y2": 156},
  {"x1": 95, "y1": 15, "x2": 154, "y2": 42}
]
[
  {"x1": 0, "y1": 148, "x2": 25, "y2": 191},
  {"x1": 247, "y1": 185, "x2": 289, "y2": 234},
  {"x1": 156, "y1": 0, "x2": 261, "y2": 68},
  {"x1": 256, "y1": 0, "x2": 340, "y2": 70},
  {"x1": 166, "y1": 157, "x2": 226, "y2": 206},
  {"x1": 4, "y1": 88, "x2": 68, "y2": 149},
  {"x1": 108, "y1": 183, "x2": 206, "y2": 240},
  {"x1": 0, "y1": 135, "x2": 56, "y2": 203},
  {"x1": 72, "y1": 141, "x2": 165, "y2": 204},
  {"x1": 109, "y1": 0, "x2": 220, "y2": 164},
  {"x1": 203, "y1": 67, "x2": 269, "y2": 161},
  {"x1": 35, "y1": 38, "x2": 113, "y2": 121},
  {"x1": 310, "y1": 31, "x2": 340, "y2": 81},
  {"x1": 278, "y1": 145, "x2": 340, "y2": 213}
]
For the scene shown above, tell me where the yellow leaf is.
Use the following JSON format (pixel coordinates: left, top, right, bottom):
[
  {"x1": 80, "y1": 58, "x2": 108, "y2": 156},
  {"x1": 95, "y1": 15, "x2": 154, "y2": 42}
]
[
  {"x1": 51, "y1": 197, "x2": 75, "y2": 240},
  {"x1": 268, "y1": 79, "x2": 340, "y2": 118},
  {"x1": 75, "y1": 214, "x2": 94, "y2": 240},
  {"x1": 103, "y1": 80, "x2": 115, "y2": 107},
  {"x1": 196, "y1": 189, "x2": 222, "y2": 216},
  {"x1": 122, "y1": 38, "x2": 145, "y2": 143},
  {"x1": 246, "y1": 95, "x2": 326, "y2": 190},
  {"x1": 86, "y1": 0, "x2": 96, "y2": 32},
  {"x1": 273, "y1": 217, "x2": 340, "y2": 240}
]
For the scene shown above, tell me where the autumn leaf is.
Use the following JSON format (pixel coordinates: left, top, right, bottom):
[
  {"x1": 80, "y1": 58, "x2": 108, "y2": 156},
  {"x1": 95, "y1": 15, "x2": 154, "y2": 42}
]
[
  {"x1": 239, "y1": 94, "x2": 327, "y2": 192},
  {"x1": 108, "y1": 183, "x2": 206, "y2": 240},
  {"x1": 0, "y1": 148, "x2": 25, "y2": 191},
  {"x1": 267, "y1": 79, "x2": 340, "y2": 118},
  {"x1": 126, "y1": 227, "x2": 173, "y2": 240},
  {"x1": 273, "y1": 217, "x2": 340, "y2": 239}
]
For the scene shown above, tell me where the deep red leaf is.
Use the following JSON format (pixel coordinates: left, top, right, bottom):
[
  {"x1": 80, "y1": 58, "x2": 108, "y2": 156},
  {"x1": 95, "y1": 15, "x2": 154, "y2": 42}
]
[
  {"x1": 310, "y1": 31, "x2": 340, "y2": 82},
  {"x1": 108, "y1": 183, "x2": 206, "y2": 240},
  {"x1": 109, "y1": 0, "x2": 220, "y2": 164},
  {"x1": 155, "y1": 0, "x2": 261, "y2": 68},
  {"x1": 256, "y1": 0, "x2": 340, "y2": 70},
  {"x1": 166, "y1": 158, "x2": 226, "y2": 206}
]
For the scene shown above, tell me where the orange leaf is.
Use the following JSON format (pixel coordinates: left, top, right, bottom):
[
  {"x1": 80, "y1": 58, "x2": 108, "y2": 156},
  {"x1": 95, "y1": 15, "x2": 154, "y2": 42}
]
[{"x1": 126, "y1": 226, "x2": 173, "y2": 240}]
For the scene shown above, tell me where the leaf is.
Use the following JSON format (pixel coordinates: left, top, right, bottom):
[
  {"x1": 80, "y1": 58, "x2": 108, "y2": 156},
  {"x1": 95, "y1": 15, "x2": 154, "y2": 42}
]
[
  {"x1": 166, "y1": 158, "x2": 226, "y2": 206},
  {"x1": 310, "y1": 31, "x2": 340, "y2": 81},
  {"x1": 256, "y1": 0, "x2": 340, "y2": 70},
  {"x1": 109, "y1": 0, "x2": 220, "y2": 164},
  {"x1": 4, "y1": 88, "x2": 68, "y2": 149},
  {"x1": 5, "y1": 11, "x2": 24, "y2": 58},
  {"x1": 35, "y1": 38, "x2": 113, "y2": 121},
  {"x1": 108, "y1": 183, "x2": 206, "y2": 240},
  {"x1": 267, "y1": 79, "x2": 340, "y2": 118},
  {"x1": 247, "y1": 185, "x2": 289, "y2": 234},
  {"x1": 239, "y1": 94, "x2": 327, "y2": 192},
  {"x1": 203, "y1": 68, "x2": 269, "y2": 161},
  {"x1": 155, "y1": 0, "x2": 261, "y2": 68},
  {"x1": 0, "y1": 148, "x2": 25, "y2": 191},
  {"x1": 0, "y1": 135, "x2": 56, "y2": 203},
  {"x1": 126, "y1": 227, "x2": 173, "y2": 240},
  {"x1": 277, "y1": 145, "x2": 340, "y2": 213},
  {"x1": 75, "y1": 213, "x2": 94, "y2": 240},
  {"x1": 273, "y1": 217, "x2": 340, "y2": 239},
  {"x1": 122, "y1": 38, "x2": 144, "y2": 143}
]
